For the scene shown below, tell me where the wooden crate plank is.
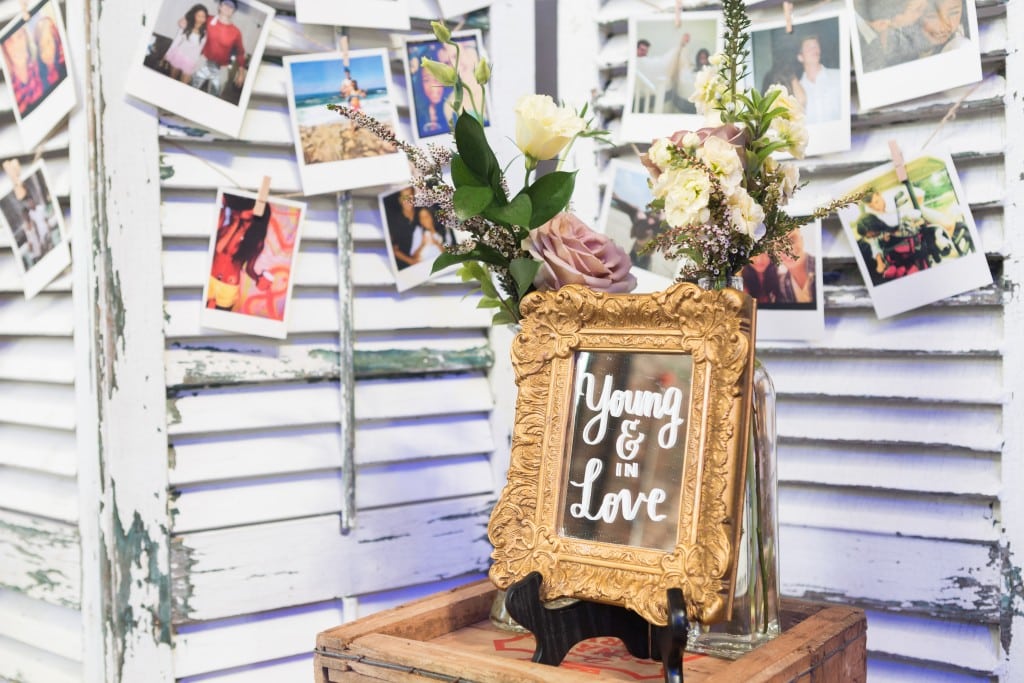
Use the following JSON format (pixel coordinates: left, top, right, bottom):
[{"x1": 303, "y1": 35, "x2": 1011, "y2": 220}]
[
  {"x1": 0, "y1": 425, "x2": 77, "y2": 478},
  {"x1": 779, "y1": 442, "x2": 1000, "y2": 497},
  {"x1": 0, "y1": 510, "x2": 80, "y2": 608},
  {"x1": 0, "y1": 588, "x2": 83, "y2": 662},
  {"x1": 356, "y1": 455, "x2": 494, "y2": 509},
  {"x1": 170, "y1": 427, "x2": 341, "y2": 485},
  {"x1": 0, "y1": 468, "x2": 78, "y2": 523},
  {"x1": 781, "y1": 526, "x2": 1001, "y2": 622},
  {"x1": 0, "y1": 338, "x2": 75, "y2": 383},
  {"x1": 174, "y1": 602, "x2": 343, "y2": 678}
]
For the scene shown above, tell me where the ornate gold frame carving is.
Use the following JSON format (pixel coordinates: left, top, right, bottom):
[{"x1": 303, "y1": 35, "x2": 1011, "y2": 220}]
[{"x1": 488, "y1": 283, "x2": 756, "y2": 626}]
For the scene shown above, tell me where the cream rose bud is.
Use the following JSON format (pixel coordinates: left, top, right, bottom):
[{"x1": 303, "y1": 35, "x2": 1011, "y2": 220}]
[
  {"x1": 524, "y1": 213, "x2": 638, "y2": 293},
  {"x1": 655, "y1": 167, "x2": 711, "y2": 228},
  {"x1": 514, "y1": 94, "x2": 586, "y2": 162}
]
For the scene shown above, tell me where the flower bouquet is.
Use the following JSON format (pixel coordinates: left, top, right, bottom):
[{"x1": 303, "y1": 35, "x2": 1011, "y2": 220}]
[{"x1": 331, "y1": 22, "x2": 636, "y2": 324}]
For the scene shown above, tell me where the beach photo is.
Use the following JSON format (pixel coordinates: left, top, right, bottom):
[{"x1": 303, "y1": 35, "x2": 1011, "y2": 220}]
[
  {"x1": 621, "y1": 13, "x2": 722, "y2": 142},
  {"x1": 0, "y1": 160, "x2": 69, "y2": 299},
  {"x1": 848, "y1": 0, "x2": 981, "y2": 110},
  {"x1": 749, "y1": 11, "x2": 850, "y2": 157},
  {"x1": 0, "y1": 0, "x2": 76, "y2": 149},
  {"x1": 836, "y1": 152, "x2": 990, "y2": 318},
  {"x1": 126, "y1": 0, "x2": 275, "y2": 137},
  {"x1": 404, "y1": 30, "x2": 489, "y2": 143},
  {"x1": 200, "y1": 188, "x2": 306, "y2": 339},
  {"x1": 285, "y1": 49, "x2": 410, "y2": 195}
]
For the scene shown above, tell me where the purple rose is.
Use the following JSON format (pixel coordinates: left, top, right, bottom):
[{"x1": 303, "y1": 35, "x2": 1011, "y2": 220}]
[{"x1": 524, "y1": 213, "x2": 638, "y2": 293}]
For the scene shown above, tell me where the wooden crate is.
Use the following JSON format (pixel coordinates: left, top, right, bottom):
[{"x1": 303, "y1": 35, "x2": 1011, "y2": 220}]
[{"x1": 315, "y1": 580, "x2": 866, "y2": 682}]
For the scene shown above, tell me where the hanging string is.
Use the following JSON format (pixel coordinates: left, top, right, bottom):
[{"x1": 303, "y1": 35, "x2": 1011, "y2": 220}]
[
  {"x1": 919, "y1": 80, "x2": 984, "y2": 151},
  {"x1": 162, "y1": 139, "x2": 303, "y2": 198},
  {"x1": 272, "y1": 16, "x2": 336, "y2": 54}
]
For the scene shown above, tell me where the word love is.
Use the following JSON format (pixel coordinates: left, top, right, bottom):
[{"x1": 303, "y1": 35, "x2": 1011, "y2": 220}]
[
  {"x1": 577, "y1": 371, "x2": 686, "y2": 450},
  {"x1": 569, "y1": 458, "x2": 668, "y2": 523}
]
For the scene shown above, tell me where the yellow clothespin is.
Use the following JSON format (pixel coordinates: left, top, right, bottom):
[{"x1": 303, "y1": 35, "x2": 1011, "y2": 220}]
[
  {"x1": 888, "y1": 140, "x2": 908, "y2": 182},
  {"x1": 784, "y1": 2, "x2": 794, "y2": 33},
  {"x1": 253, "y1": 176, "x2": 271, "y2": 217},
  {"x1": 3, "y1": 159, "x2": 27, "y2": 200}
]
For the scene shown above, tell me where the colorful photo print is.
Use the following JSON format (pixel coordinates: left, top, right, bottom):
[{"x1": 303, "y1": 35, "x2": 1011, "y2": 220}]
[
  {"x1": 621, "y1": 13, "x2": 722, "y2": 142},
  {"x1": 201, "y1": 188, "x2": 306, "y2": 339},
  {"x1": 127, "y1": 0, "x2": 275, "y2": 138},
  {"x1": 285, "y1": 49, "x2": 410, "y2": 195},
  {"x1": 740, "y1": 222, "x2": 825, "y2": 339},
  {"x1": 295, "y1": 0, "x2": 410, "y2": 30},
  {"x1": 404, "y1": 30, "x2": 490, "y2": 143},
  {"x1": 848, "y1": 0, "x2": 981, "y2": 110},
  {"x1": 596, "y1": 160, "x2": 678, "y2": 292},
  {"x1": 836, "y1": 152, "x2": 991, "y2": 318},
  {"x1": 749, "y1": 10, "x2": 850, "y2": 157},
  {"x1": 0, "y1": 0, "x2": 76, "y2": 149},
  {"x1": 379, "y1": 185, "x2": 462, "y2": 292},
  {"x1": 0, "y1": 161, "x2": 70, "y2": 299}
]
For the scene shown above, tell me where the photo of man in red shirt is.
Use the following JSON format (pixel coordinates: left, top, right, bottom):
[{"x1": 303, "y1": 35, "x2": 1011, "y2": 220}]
[{"x1": 189, "y1": 0, "x2": 248, "y2": 98}]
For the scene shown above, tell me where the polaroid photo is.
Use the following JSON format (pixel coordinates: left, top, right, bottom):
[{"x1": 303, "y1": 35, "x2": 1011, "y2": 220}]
[
  {"x1": 0, "y1": 0, "x2": 76, "y2": 150},
  {"x1": 126, "y1": 0, "x2": 275, "y2": 138},
  {"x1": 437, "y1": 0, "x2": 492, "y2": 16},
  {"x1": 749, "y1": 10, "x2": 850, "y2": 158},
  {"x1": 621, "y1": 13, "x2": 723, "y2": 143},
  {"x1": 285, "y1": 49, "x2": 410, "y2": 196},
  {"x1": 404, "y1": 29, "x2": 491, "y2": 144},
  {"x1": 835, "y1": 152, "x2": 990, "y2": 319},
  {"x1": 596, "y1": 160, "x2": 680, "y2": 293},
  {"x1": 379, "y1": 186, "x2": 463, "y2": 292},
  {"x1": 0, "y1": 160, "x2": 70, "y2": 299},
  {"x1": 200, "y1": 188, "x2": 306, "y2": 339},
  {"x1": 848, "y1": 0, "x2": 981, "y2": 111},
  {"x1": 740, "y1": 222, "x2": 824, "y2": 340},
  {"x1": 295, "y1": 0, "x2": 410, "y2": 30}
]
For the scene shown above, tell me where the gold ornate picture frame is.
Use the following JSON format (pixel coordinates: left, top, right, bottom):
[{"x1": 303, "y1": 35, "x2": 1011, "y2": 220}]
[{"x1": 488, "y1": 283, "x2": 756, "y2": 627}]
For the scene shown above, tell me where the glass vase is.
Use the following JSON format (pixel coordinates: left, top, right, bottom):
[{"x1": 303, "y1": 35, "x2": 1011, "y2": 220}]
[{"x1": 686, "y1": 275, "x2": 781, "y2": 658}]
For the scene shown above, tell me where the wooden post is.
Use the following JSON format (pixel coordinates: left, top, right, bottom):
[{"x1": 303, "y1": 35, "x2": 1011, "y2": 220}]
[{"x1": 70, "y1": 0, "x2": 174, "y2": 680}]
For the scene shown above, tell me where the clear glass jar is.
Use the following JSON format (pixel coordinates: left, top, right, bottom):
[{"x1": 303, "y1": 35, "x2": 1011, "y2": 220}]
[{"x1": 687, "y1": 275, "x2": 781, "y2": 658}]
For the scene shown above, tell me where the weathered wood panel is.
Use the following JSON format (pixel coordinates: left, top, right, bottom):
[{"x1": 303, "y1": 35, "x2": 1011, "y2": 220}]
[
  {"x1": 0, "y1": 634, "x2": 81, "y2": 683},
  {"x1": 0, "y1": 510, "x2": 80, "y2": 609},
  {"x1": 0, "y1": 588, "x2": 84, "y2": 662}
]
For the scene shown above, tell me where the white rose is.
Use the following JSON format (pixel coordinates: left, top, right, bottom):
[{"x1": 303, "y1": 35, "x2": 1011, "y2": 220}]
[
  {"x1": 691, "y1": 67, "x2": 729, "y2": 115},
  {"x1": 780, "y1": 162, "x2": 800, "y2": 200},
  {"x1": 647, "y1": 137, "x2": 674, "y2": 169},
  {"x1": 514, "y1": 94, "x2": 586, "y2": 163},
  {"x1": 726, "y1": 186, "x2": 765, "y2": 238},
  {"x1": 654, "y1": 167, "x2": 712, "y2": 228},
  {"x1": 697, "y1": 136, "x2": 744, "y2": 192}
]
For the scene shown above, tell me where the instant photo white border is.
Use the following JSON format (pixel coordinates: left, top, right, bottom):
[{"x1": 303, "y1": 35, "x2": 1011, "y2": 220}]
[
  {"x1": 295, "y1": 0, "x2": 410, "y2": 30},
  {"x1": 596, "y1": 159, "x2": 676, "y2": 293},
  {"x1": 126, "y1": 0, "x2": 276, "y2": 139},
  {"x1": 755, "y1": 221, "x2": 825, "y2": 340},
  {"x1": 748, "y1": 10, "x2": 850, "y2": 158},
  {"x1": 835, "y1": 152, "x2": 991, "y2": 319},
  {"x1": 0, "y1": 160, "x2": 70, "y2": 299},
  {"x1": 847, "y1": 0, "x2": 981, "y2": 111},
  {"x1": 284, "y1": 49, "x2": 410, "y2": 196},
  {"x1": 0, "y1": 0, "x2": 77, "y2": 150},
  {"x1": 620, "y1": 12, "x2": 723, "y2": 144},
  {"x1": 402, "y1": 29, "x2": 491, "y2": 146},
  {"x1": 377, "y1": 186, "x2": 459, "y2": 292},
  {"x1": 200, "y1": 188, "x2": 306, "y2": 339}
]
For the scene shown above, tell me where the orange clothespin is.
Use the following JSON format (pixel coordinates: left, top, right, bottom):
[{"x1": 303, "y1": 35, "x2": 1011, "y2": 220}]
[
  {"x1": 783, "y1": 2, "x2": 794, "y2": 33},
  {"x1": 3, "y1": 159, "x2": 27, "y2": 200},
  {"x1": 18, "y1": 0, "x2": 30, "y2": 21},
  {"x1": 339, "y1": 33, "x2": 350, "y2": 67},
  {"x1": 888, "y1": 140, "x2": 908, "y2": 182},
  {"x1": 253, "y1": 176, "x2": 271, "y2": 217}
]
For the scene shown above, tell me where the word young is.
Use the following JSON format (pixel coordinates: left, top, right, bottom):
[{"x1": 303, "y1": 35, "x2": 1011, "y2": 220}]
[
  {"x1": 576, "y1": 371, "x2": 687, "y2": 449},
  {"x1": 569, "y1": 457, "x2": 668, "y2": 524}
]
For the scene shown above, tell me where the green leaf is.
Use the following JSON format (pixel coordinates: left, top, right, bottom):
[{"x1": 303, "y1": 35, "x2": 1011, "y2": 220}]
[
  {"x1": 454, "y1": 114, "x2": 499, "y2": 186},
  {"x1": 524, "y1": 171, "x2": 576, "y2": 227},
  {"x1": 483, "y1": 193, "x2": 532, "y2": 227},
  {"x1": 432, "y1": 244, "x2": 508, "y2": 275},
  {"x1": 491, "y1": 309, "x2": 517, "y2": 326},
  {"x1": 451, "y1": 155, "x2": 484, "y2": 187},
  {"x1": 476, "y1": 297, "x2": 501, "y2": 309},
  {"x1": 453, "y1": 185, "x2": 494, "y2": 220},
  {"x1": 509, "y1": 258, "x2": 541, "y2": 300}
]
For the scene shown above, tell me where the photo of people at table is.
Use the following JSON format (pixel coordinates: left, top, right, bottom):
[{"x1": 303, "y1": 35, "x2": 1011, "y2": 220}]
[{"x1": 851, "y1": 0, "x2": 974, "y2": 73}]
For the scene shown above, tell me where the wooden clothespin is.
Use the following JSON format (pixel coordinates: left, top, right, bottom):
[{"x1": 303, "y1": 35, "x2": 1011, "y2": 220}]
[
  {"x1": 674, "y1": 0, "x2": 683, "y2": 28},
  {"x1": 253, "y1": 176, "x2": 271, "y2": 217},
  {"x1": 783, "y1": 2, "x2": 794, "y2": 33},
  {"x1": 18, "y1": 0, "x2": 30, "y2": 22},
  {"x1": 888, "y1": 140, "x2": 908, "y2": 182},
  {"x1": 3, "y1": 159, "x2": 27, "y2": 200},
  {"x1": 339, "y1": 32, "x2": 350, "y2": 67}
]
